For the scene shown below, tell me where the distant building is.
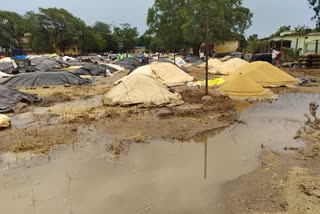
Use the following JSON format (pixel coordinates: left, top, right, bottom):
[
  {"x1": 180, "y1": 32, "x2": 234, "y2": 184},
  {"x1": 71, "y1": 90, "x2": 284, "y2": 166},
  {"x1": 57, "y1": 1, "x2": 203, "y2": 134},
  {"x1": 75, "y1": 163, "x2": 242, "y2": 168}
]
[
  {"x1": 213, "y1": 40, "x2": 240, "y2": 53},
  {"x1": 133, "y1": 46, "x2": 146, "y2": 54},
  {"x1": 255, "y1": 31, "x2": 320, "y2": 55},
  {"x1": 270, "y1": 31, "x2": 320, "y2": 54}
]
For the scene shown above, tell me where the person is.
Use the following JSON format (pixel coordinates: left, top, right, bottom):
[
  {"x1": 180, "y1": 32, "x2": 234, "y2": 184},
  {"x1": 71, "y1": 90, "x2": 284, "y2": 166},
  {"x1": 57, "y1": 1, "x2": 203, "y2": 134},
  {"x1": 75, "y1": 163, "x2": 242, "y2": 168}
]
[
  {"x1": 141, "y1": 52, "x2": 145, "y2": 65},
  {"x1": 275, "y1": 50, "x2": 282, "y2": 67},
  {"x1": 271, "y1": 48, "x2": 280, "y2": 66}
]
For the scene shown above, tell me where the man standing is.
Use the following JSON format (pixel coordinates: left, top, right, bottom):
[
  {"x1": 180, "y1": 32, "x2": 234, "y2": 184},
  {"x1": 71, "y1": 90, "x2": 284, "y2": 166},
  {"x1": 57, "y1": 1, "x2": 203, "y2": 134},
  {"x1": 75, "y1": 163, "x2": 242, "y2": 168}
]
[
  {"x1": 141, "y1": 52, "x2": 145, "y2": 65},
  {"x1": 272, "y1": 49, "x2": 280, "y2": 66}
]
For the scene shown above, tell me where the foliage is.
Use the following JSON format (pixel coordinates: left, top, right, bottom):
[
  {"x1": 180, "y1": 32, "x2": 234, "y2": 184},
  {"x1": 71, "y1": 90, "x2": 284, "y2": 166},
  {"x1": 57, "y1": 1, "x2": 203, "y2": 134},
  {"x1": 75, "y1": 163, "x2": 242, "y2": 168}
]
[
  {"x1": 246, "y1": 40, "x2": 269, "y2": 54},
  {"x1": 273, "y1": 25, "x2": 291, "y2": 36},
  {"x1": 26, "y1": 8, "x2": 87, "y2": 53},
  {"x1": 0, "y1": 11, "x2": 27, "y2": 49},
  {"x1": 113, "y1": 23, "x2": 139, "y2": 52},
  {"x1": 248, "y1": 34, "x2": 258, "y2": 41},
  {"x1": 147, "y1": 0, "x2": 253, "y2": 55},
  {"x1": 282, "y1": 47, "x2": 301, "y2": 61},
  {"x1": 308, "y1": 0, "x2": 320, "y2": 30}
]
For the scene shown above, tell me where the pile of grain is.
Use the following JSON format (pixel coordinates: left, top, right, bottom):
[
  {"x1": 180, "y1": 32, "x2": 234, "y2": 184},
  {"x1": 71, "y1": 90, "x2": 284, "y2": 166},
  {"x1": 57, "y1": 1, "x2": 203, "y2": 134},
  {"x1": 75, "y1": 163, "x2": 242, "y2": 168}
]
[
  {"x1": 298, "y1": 53, "x2": 320, "y2": 69},
  {"x1": 104, "y1": 73, "x2": 183, "y2": 107},
  {"x1": 226, "y1": 61, "x2": 299, "y2": 87},
  {"x1": 217, "y1": 75, "x2": 277, "y2": 101},
  {"x1": 116, "y1": 62, "x2": 194, "y2": 87},
  {"x1": 216, "y1": 58, "x2": 248, "y2": 75},
  {"x1": 198, "y1": 58, "x2": 222, "y2": 74}
]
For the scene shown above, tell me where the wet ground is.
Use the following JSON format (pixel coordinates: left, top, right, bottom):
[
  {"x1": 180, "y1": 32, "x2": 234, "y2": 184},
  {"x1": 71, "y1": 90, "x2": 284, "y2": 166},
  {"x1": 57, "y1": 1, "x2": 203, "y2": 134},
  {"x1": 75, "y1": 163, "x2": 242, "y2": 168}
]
[{"x1": 0, "y1": 93, "x2": 318, "y2": 214}]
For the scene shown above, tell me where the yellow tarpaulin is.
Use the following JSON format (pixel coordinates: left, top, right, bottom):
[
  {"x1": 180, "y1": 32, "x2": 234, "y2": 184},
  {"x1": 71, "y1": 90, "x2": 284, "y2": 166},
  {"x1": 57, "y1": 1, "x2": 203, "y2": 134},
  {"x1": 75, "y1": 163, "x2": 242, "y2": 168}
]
[{"x1": 197, "y1": 78, "x2": 225, "y2": 87}]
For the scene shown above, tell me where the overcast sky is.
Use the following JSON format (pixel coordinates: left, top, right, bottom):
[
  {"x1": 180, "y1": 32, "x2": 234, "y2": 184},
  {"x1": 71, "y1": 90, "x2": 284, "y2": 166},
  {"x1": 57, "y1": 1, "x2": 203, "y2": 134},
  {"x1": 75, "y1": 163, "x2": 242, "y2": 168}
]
[{"x1": 1, "y1": 0, "x2": 316, "y2": 38}]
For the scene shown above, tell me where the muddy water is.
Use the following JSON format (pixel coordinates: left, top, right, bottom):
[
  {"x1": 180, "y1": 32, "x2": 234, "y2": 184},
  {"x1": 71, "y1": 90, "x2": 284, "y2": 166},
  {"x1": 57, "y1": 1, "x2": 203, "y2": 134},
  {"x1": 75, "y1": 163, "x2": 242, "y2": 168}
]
[{"x1": 0, "y1": 93, "x2": 319, "y2": 214}]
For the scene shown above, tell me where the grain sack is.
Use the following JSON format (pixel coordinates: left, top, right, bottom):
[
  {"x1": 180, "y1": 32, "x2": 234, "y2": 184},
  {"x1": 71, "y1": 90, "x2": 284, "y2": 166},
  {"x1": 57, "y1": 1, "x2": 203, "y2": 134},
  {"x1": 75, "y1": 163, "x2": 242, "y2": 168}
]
[
  {"x1": 0, "y1": 114, "x2": 11, "y2": 128},
  {"x1": 104, "y1": 73, "x2": 183, "y2": 107},
  {"x1": 217, "y1": 75, "x2": 277, "y2": 101},
  {"x1": 226, "y1": 61, "x2": 299, "y2": 87}
]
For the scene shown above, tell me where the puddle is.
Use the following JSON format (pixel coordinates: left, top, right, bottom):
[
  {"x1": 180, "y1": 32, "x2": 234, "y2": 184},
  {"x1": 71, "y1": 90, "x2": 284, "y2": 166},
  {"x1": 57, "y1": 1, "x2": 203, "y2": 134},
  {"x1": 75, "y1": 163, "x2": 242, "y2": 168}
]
[{"x1": 0, "y1": 93, "x2": 318, "y2": 214}]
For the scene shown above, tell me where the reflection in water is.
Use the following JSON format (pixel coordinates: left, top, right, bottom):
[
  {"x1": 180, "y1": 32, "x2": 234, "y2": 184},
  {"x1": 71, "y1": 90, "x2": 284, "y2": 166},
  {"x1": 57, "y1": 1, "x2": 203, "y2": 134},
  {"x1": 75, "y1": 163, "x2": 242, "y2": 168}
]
[{"x1": 204, "y1": 141, "x2": 207, "y2": 179}]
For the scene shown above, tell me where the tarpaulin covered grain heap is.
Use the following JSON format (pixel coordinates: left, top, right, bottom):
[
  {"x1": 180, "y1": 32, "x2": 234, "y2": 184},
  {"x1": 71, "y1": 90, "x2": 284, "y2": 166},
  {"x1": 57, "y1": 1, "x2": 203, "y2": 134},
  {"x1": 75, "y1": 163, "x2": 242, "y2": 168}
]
[
  {"x1": 103, "y1": 73, "x2": 183, "y2": 107},
  {"x1": 215, "y1": 58, "x2": 248, "y2": 75},
  {"x1": 3, "y1": 72, "x2": 89, "y2": 87},
  {"x1": 116, "y1": 62, "x2": 194, "y2": 87},
  {"x1": 0, "y1": 85, "x2": 37, "y2": 113}
]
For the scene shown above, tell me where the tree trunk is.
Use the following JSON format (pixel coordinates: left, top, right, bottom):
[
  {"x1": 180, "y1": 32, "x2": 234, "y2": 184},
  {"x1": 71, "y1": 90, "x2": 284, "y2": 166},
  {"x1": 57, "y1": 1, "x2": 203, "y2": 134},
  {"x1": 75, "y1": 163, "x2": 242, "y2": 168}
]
[{"x1": 193, "y1": 42, "x2": 202, "y2": 56}]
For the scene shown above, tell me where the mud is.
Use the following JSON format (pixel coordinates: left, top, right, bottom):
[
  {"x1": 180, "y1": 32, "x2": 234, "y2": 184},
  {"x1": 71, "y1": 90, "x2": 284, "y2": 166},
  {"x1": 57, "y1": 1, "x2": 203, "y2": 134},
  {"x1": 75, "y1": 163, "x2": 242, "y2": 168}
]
[
  {"x1": 1, "y1": 67, "x2": 320, "y2": 213},
  {"x1": 222, "y1": 94, "x2": 320, "y2": 214}
]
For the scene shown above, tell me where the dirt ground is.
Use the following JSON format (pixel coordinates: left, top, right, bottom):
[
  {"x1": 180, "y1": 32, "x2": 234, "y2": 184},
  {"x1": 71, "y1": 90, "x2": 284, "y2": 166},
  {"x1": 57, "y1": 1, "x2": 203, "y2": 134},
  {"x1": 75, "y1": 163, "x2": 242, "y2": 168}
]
[{"x1": 1, "y1": 65, "x2": 320, "y2": 213}]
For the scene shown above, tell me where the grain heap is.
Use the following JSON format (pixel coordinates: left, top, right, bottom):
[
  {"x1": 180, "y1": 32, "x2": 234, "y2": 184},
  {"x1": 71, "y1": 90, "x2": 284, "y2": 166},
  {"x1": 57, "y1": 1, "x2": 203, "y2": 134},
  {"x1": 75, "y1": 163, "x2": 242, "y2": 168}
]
[
  {"x1": 217, "y1": 75, "x2": 277, "y2": 101},
  {"x1": 216, "y1": 58, "x2": 248, "y2": 75},
  {"x1": 104, "y1": 73, "x2": 183, "y2": 107},
  {"x1": 298, "y1": 53, "x2": 320, "y2": 69},
  {"x1": 226, "y1": 61, "x2": 299, "y2": 87},
  {"x1": 198, "y1": 58, "x2": 222, "y2": 74},
  {"x1": 116, "y1": 62, "x2": 194, "y2": 87}
]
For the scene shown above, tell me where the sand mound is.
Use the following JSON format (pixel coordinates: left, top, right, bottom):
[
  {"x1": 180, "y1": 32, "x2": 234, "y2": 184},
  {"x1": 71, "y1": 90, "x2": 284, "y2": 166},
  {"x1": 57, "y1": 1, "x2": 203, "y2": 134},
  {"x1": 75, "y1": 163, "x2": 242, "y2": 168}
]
[
  {"x1": 0, "y1": 114, "x2": 11, "y2": 128},
  {"x1": 218, "y1": 75, "x2": 277, "y2": 100},
  {"x1": 226, "y1": 61, "x2": 299, "y2": 87},
  {"x1": 116, "y1": 63, "x2": 194, "y2": 87},
  {"x1": 216, "y1": 58, "x2": 248, "y2": 75},
  {"x1": 104, "y1": 73, "x2": 183, "y2": 107}
]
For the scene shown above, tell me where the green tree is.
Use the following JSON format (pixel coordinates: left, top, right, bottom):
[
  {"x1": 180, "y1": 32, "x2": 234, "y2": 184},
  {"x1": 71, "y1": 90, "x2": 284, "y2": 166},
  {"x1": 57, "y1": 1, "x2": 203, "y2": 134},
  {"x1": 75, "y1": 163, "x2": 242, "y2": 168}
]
[
  {"x1": 273, "y1": 25, "x2": 291, "y2": 36},
  {"x1": 147, "y1": 0, "x2": 253, "y2": 55},
  {"x1": 147, "y1": 0, "x2": 186, "y2": 51},
  {"x1": 92, "y1": 21, "x2": 117, "y2": 52},
  {"x1": 113, "y1": 23, "x2": 139, "y2": 52},
  {"x1": 0, "y1": 11, "x2": 27, "y2": 50},
  {"x1": 26, "y1": 8, "x2": 87, "y2": 53},
  {"x1": 308, "y1": 0, "x2": 320, "y2": 30}
]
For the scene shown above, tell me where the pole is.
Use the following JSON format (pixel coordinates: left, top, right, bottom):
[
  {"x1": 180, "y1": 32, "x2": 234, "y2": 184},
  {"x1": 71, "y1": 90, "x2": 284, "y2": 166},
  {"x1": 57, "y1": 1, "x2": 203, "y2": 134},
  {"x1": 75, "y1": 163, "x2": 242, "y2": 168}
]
[{"x1": 205, "y1": 14, "x2": 209, "y2": 95}]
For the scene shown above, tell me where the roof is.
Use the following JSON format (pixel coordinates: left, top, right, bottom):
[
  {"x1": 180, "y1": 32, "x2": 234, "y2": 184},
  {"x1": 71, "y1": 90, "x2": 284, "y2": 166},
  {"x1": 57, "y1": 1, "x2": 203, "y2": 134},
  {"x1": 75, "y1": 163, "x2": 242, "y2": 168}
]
[{"x1": 134, "y1": 46, "x2": 146, "y2": 49}]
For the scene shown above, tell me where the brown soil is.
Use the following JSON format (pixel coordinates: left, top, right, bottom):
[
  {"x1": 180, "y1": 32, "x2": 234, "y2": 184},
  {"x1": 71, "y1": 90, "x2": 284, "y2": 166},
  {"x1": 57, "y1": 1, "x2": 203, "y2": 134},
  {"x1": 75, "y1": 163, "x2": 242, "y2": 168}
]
[{"x1": 221, "y1": 101, "x2": 320, "y2": 214}]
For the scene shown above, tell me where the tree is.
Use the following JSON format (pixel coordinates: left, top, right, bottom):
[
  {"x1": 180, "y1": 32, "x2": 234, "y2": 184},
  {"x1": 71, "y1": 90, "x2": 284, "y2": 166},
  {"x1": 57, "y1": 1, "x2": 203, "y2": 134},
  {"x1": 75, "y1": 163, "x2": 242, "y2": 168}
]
[
  {"x1": 248, "y1": 34, "x2": 258, "y2": 41},
  {"x1": 0, "y1": 11, "x2": 27, "y2": 50},
  {"x1": 308, "y1": 0, "x2": 320, "y2": 30},
  {"x1": 147, "y1": 0, "x2": 253, "y2": 55},
  {"x1": 147, "y1": 0, "x2": 186, "y2": 51},
  {"x1": 273, "y1": 25, "x2": 291, "y2": 36},
  {"x1": 113, "y1": 23, "x2": 139, "y2": 52},
  {"x1": 26, "y1": 8, "x2": 87, "y2": 53},
  {"x1": 92, "y1": 21, "x2": 117, "y2": 52}
]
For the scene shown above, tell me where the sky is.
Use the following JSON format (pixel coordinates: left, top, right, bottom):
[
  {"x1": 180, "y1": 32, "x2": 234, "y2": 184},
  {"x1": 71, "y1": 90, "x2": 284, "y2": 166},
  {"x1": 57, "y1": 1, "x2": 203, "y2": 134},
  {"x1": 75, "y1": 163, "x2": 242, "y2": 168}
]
[{"x1": 0, "y1": 0, "x2": 316, "y2": 38}]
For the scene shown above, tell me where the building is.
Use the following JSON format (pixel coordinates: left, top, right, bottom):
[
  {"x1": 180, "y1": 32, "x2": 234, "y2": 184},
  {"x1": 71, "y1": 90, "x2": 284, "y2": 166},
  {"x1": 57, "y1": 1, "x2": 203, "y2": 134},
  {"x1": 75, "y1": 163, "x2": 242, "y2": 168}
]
[
  {"x1": 133, "y1": 46, "x2": 146, "y2": 54},
  {"x1": 260, "y1": 31, "x2": 320, "y2": 55},
  {"x1": 213, "y1": 40, "x2": 240, "y2": 53}
]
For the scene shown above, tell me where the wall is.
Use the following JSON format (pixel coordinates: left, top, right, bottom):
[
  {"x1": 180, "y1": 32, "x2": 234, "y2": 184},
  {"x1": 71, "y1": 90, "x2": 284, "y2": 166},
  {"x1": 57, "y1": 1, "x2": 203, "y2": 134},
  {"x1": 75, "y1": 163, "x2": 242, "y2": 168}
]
[
  {"x1": 214, "y1": 40, "x2": 239, "y2": 53},
  {"x1": 271, "y1": 33, "x2": 320, "y2": 54}
]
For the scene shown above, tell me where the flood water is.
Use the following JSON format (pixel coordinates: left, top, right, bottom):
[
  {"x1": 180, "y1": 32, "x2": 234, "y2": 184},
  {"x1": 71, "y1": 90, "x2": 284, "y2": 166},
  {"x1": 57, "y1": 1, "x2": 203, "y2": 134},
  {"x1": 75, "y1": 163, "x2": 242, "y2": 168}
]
[{"x1": 0, "y1": 93, "x2": 319, "y2": 214}]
